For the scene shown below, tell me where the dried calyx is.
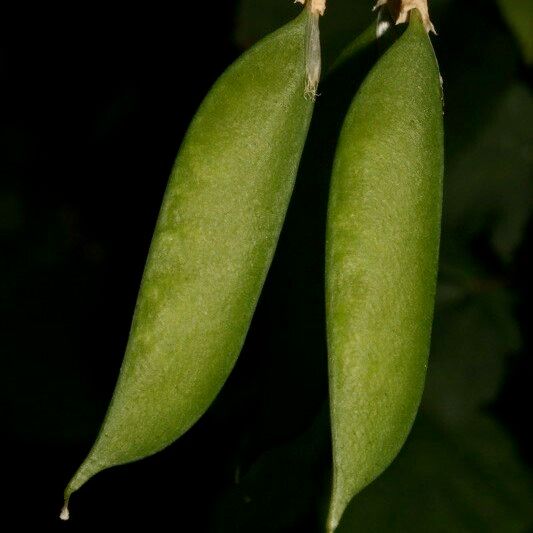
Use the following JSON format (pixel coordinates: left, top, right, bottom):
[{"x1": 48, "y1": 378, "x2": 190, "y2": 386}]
[
  {"x1": 295, "y1": 0, "x2": 326, "y2": 16},
  {"x1": 374, "y1": 0, "x2": 436, "y2": 34},
  {"x1": 295, "y1": 0, "x2": 326, "y2": 99}
]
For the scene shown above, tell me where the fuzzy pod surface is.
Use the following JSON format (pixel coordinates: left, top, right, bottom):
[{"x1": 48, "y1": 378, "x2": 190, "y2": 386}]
[
  {"x1": 325, "y1": 11, "x2": 444, "y2": 531},
  {"x1": 63, "y1": 8, "x2": 315, "y2": 512}
]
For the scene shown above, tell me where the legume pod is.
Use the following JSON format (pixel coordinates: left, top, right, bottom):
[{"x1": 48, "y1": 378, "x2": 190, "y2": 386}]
[
  {"x1": 63, "y1": 7, "x2": 317, "y2": 516},
  {"x1": 325, "y1": 11, "x2": 443, "y2": 531}
]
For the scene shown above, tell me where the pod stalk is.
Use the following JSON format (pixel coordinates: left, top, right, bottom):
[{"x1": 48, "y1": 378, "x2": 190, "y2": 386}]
[
  {"x1": 373, "y1": 0, "x2": 436, "y2": 34},
  {"x1": 295, "y1": 0, "x2": 326, "y2": 16}
]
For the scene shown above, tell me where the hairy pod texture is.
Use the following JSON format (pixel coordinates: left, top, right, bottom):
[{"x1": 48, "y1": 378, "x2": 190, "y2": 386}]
[
  {"x1": 326, "y1": 11, "x2": 444, "y2": 531},
  {"x1": 63, "y1": 9, "x2": 315, "y2": 514}
]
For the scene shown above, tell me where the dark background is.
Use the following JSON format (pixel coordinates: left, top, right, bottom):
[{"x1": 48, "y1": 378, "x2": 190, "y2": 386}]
[{"x1": 2, "y1": 0, "x2": 531, "y2": 531}]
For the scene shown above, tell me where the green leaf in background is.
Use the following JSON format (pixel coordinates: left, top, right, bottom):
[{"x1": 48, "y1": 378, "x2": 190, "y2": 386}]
[
  {"x1": 497, "y1": 0, "x2": 533, "y2": 64},
  {"x1": 444, "y1": 83, "x2": 533, "y2": 261},
  {"x1": 440, "y1": 0, "x2": 519, "y2": 163},
  {"x1": 337, "y1": 414, "x2": 533, "y2": 533},
  {"x1": 423, "y1": 288, "x2": 521, "y2": 427},
  {"x1": 212, "y1": 409, "x2": 330, "y2": 533}
]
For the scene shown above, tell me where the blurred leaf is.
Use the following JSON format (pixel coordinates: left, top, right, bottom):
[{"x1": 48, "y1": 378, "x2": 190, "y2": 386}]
[
  {"x1": 444, "y1": 82, "x2": 533, "y2": 260},
  {"x1": 0, "y1": 190, "x2": 25, "y2": 234},
  {"x1": 338, "y1": 414, "x2": 533, "y2": 533},
  {"x1": 212, "y1": 409, "x2": 330, "y2": 533},
  {"x1": 497, "y1": 0, "x2": 533, "y2": 64},
  {"x1": 423, "y1": 288, "x2": 521, "y2": 427},
  {"x1": 439, "y1": 0, "x2": 519, "y2": 163},
  {"x1": 436, "y1": 240, "x2": 496, "y2": 305}
]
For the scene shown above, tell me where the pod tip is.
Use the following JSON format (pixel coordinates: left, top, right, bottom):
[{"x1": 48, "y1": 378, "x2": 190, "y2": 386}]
[
  {"x1": 326, "y1": 493, "x2": 345, "y2": 533},
  {"x1": 326, "y1": 515, "x2": 338, "y2": 533},
  {"x1": 295, "y1": 0, "x2": 326, "y2": 16},
  {"x1": 60, "y1": 501, "x2": 70, "y2": 521}
]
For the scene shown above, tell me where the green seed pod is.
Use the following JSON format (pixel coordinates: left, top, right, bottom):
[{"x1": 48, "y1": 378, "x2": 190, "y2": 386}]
[
  {"x1": 62, "y1": 6, "x2": 319, "y2": 517},
  {"x1": 325, "y1": 11, "x2": 443, "y2": 531}
]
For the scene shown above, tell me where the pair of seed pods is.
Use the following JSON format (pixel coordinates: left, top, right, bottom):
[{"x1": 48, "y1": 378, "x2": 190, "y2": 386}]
[{"x1": 62, "y1": 2, "x2": 443, "y2": 530}]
